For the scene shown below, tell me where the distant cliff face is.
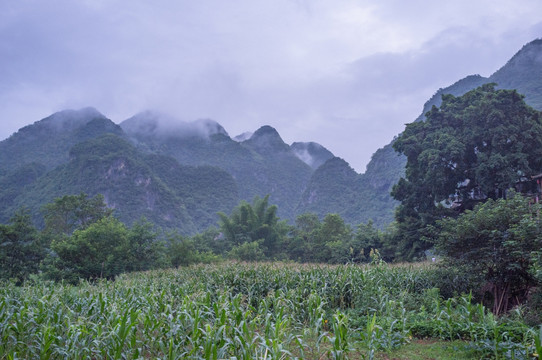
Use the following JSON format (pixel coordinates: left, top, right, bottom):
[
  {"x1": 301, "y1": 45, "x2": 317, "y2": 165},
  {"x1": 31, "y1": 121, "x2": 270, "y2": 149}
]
[{"x1": 359, "y1": 38, "x2": 542, "y2": 228}]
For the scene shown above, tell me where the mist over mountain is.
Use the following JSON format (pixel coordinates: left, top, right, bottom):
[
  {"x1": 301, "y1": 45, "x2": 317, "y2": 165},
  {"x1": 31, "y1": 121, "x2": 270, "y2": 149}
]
[{"x1": 291, "y1": 142, "x2": 335, "y2": 170}]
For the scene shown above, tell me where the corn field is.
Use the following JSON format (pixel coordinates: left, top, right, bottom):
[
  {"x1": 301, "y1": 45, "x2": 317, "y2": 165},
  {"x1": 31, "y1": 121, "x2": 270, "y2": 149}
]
[{"x1": 0, "y1": 262, "x2": 540, "y2": 359}]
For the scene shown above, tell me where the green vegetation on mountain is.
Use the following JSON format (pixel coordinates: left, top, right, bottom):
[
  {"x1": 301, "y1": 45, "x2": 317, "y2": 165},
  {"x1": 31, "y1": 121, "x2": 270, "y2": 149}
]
[
  {"x1": 492, "y1": 38, "x2": 542, "y2": 109},
  {"x1": 3, "y1": 134, "x2": 238, "y2": 233},
  {"x1": 122, "y1": 116, "x2": 313, "y2": 220},
  {"x1": 2, "y1": 39, "x2": 542, "y2": 235},
  {"x1": 296, "y1": 157, "x2": 361, "y2": 221}
]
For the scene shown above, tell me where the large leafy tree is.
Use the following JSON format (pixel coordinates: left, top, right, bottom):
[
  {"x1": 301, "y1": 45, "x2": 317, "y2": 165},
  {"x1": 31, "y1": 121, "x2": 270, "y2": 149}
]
[
  {"x1": 392, "y1": 84, "x2": 542, "y2": 259},
  {"x1": 435, "y1": 192, "x2": 541, "y2": 315},
  {"x1": 45, "y1": 216, "x2": 130, "y2": 282},
  {"x1": 315, "y1": 213, "x2": 353, "y2": 263}
]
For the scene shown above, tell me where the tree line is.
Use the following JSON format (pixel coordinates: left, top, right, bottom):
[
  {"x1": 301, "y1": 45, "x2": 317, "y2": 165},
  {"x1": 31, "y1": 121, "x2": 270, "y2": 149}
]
[{"x1": 0, "y1": 193, "x2": 393, "y2": 285}]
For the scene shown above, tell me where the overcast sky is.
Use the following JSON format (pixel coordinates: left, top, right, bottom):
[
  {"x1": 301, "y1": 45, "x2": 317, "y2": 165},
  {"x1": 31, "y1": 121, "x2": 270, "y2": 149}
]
[{"x1": 1, "y1": 1, "x2": 541, "y2": 172}]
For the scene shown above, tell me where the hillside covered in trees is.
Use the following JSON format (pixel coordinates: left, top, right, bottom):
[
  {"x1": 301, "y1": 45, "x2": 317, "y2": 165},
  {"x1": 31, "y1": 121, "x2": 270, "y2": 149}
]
[{"x1": 0, "y1": 107, "x2": 350, "y2": 232}]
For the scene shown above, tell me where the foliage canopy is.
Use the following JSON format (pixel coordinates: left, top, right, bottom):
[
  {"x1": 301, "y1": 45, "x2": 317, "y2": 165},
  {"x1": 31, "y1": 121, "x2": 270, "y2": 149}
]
[
  {"x1": 392, "y1": 84, "x2": 542, "y2": 259},
  {"x1": 435, "y1": 192, "x2": 542, "y2": 315}
]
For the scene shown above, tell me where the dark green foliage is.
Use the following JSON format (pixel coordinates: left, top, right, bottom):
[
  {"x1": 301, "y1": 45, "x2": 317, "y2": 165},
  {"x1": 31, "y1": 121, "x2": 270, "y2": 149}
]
[
  {"x1": 0, "y1": 163, "x2": 46, "y2": 220},
  {"x1": 45, "y1": 216, "x2": 131, "y2": 282},
  {"x1": 288, "y1": 212, "x2": 384, "y2": 264},
  {"x1": 392, "y1": 84, "x2": 542, "y2": 259},
  {"x1": 296, "y1": 158, "x2": 362, "y2": 223},
  {"x1": 228, "y1": 240, "x2": 266, "y2": 261},
  {"x1": 8, "y1": 134, "x2": 238, "y2": 234},
  {"x1": 314, "y1": 213, "x2": 354, "y2": 263},
  {"x1": 166, "y1": 232, "x2": 221, "y2": 267},
  {"x1": 288, "y1": 213, "x2": 321, "y2": 262},
  {"x1": 167, "y1": 234, "x2": 199, "y2": 267},
  {"x1": 435, "y1": 192, "x2": 542, "y2": 315},
  {"x1": 491, "y1": 39, "x2": 542, "y2": 110},
  {"x1": 43, "y1": 215, "x2": 168, "y2": 283},
  {"x1": 122, "y1": 116, "x2": 313, "y2": 221},
  {"x1": 125, "y1": 218, "x2": 168, "y2": 272},
  {"x1": 0, "y1": 210, "x2": 44, "y2": 284},
  {"x1": 145, "y1": 155, "x2": 238, "y2": 231},
  {"x1": 352, "y1": 221, "x2": 384, "y2": 262},
  {"x1": 42, "y1": 193, "x2": 113, "y2": 236}
]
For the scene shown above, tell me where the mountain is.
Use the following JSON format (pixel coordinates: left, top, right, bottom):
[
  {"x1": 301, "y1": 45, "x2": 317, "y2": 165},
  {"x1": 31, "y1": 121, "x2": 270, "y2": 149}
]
[
  {"x1": 296, "y1": 158, "x2": 361, "y2": 220},
  {"x1": 0, "y1": 108, "x2": 326, "y2": 231},
  {"x1": 3, "y1": 40, "x2": 540, "y2": 233},
  {"x1": 0, "y1": 107, "x2": 123, "y2": 172},
  {"x1": 359, "y1": 38, "x2": 542, "y2": 227},
  {"x1": 121, "y1": 113, "x2": 313, "y2": 219},
  {"x1": 0, "y1": 111, "x2": 238, "y2": 233}
]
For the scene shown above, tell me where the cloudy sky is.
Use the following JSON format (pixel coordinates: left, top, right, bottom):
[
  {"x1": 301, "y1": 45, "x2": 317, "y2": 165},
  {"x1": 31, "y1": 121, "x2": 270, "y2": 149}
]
[{"x1": 1, "y1": 1, "x2": 541, "y2": 172}]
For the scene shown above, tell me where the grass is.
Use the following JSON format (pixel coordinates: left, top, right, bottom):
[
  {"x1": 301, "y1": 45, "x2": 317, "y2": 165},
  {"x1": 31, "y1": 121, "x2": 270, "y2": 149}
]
[{"x1": 376, "y1": 339, "x2": 478, "y2": 360}]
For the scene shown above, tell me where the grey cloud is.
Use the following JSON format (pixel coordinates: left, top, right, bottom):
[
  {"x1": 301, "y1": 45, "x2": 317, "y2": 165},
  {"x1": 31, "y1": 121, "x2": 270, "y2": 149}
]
[{"x1": 1, "y1": 0, "x2": 542, "y2": 173}]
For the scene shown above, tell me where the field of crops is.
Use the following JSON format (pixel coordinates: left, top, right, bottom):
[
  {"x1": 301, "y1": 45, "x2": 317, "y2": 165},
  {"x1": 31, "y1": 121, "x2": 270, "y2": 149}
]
[{"x1": 1, "y1": 262, "x2": 541, "y2": 359}]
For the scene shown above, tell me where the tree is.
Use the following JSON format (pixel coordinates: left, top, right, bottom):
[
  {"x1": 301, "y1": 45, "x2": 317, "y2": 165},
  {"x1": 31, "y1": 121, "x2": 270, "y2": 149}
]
[
  {"x1": 125, "y1": 218, "x2": 167, "y2": 272},
  {"x1": 167, "y1": 233, "x2": 199, "y2": 267},
  {"x1": 435, "y1": 192, "x2": 541, "y2": 315},
  {"x1": 352, "y1": 220, "x2": 383, "y2": 263},
  {"x1": 392, "y1": 84, "x2": 542, "y2": 259},
  {"x1": 289, "y1": 213, "x2": 321, "y2": 262},
  {"x1": 45, "y1": 216, "x2": 130, "y2": 282},
  {"x1": 42, "y1": 193, "x2": 113, "y2": 236},
  {"x1": 315, "y1": 213, "x2": 353, "y2": 263},
  {"x1": 0, "y1": 210, "x2": 43, "y2": 284},
  {"x1": 218, "y1": 195, "x2": 290, "y2": 259}
]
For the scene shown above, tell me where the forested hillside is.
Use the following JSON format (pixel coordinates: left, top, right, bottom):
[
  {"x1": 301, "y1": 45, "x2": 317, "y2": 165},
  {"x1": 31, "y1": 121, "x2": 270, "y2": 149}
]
[
  {"x1": 3, "y1": 133, "x2": 238, "y2": 233},
  {"x1": 0, "y1": 107, "x2": 355, "y2": 232}
]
